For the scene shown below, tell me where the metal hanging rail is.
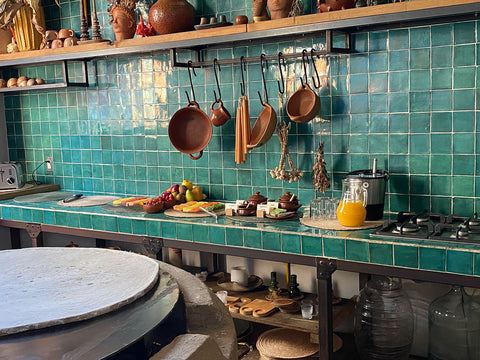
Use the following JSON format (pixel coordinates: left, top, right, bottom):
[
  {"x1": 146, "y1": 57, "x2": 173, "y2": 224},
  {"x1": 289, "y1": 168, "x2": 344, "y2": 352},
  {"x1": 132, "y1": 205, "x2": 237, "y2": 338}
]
[{"x1": 170, "y1": 29, "x2": 351, "y2": 68}]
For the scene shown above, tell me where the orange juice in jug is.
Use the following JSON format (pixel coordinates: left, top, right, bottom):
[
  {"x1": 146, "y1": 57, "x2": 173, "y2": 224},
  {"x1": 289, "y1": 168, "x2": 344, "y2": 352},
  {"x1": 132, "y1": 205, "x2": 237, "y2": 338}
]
[{"x1": 337, "y1": 178, "x2": 368, "y2": 227}]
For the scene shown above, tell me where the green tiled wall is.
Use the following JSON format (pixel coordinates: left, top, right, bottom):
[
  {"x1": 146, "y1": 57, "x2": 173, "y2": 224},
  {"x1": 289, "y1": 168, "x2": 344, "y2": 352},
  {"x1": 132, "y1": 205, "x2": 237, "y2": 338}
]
[{"x1": 4, "y1": 2, "x2": 480, "y2": 217}]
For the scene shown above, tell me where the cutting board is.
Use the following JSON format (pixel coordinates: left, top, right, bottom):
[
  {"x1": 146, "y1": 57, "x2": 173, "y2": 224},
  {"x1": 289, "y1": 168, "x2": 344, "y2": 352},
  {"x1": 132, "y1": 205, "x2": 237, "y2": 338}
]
[
  {"x1": 240, "y1": 299, "x2": 277, "y2": 317},
  {"x1": 56, "y1": 196, "x2": 121, "y2": 207},
  {"x1": 0, "y1": 183, "x2": 60, "y2": 201},
  {"x1": 164, "y1": 208, "x2": 225, "y2": 218},
  {"x1": 14, "y1": 191, "x2": 74, "y2": 203}
]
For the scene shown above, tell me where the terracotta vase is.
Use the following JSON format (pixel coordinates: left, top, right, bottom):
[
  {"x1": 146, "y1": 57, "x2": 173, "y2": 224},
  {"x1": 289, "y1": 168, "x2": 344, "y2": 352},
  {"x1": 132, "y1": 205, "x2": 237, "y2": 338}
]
[
  {"x1": 252, "y1": 0, "x2": 269, "y2": 18},
  {"x1": 317, "y1": 0, "x2": 355, "y2": 12},
  {"x1": 148, "y1": 0, "x2": 195, "y2": 35},
  {"x1": 267, "y1": 0, "x2": 294, "y2": 20},
  {"x1": 111, "y1": 6, "x2": 136, "y2": 40}
]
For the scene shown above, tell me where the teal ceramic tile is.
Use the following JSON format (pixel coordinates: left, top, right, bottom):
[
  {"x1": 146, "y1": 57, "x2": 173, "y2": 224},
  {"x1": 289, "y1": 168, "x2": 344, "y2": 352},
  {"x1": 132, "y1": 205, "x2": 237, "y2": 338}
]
[
  {"x1": 226, "y1": 227, "x2": 243, "y2": 246},
  {"x1": 410, "y1": 155, "x2": 430, "y2": 175},
  {"x1": 346, "y1": 240, "x2": 369, "y2": 262},
  {"x1": 453, "y1": 111, "x2": 475, "y2": 132},
  {"x1": 410, "y1": 175, "x2": 430, "y2": 195},
  {"x1": 410, "y1": 70, "x2": 430, "y2": 91},
  {"x1": 146, "y1": 220, "x2": 162, "y2": 237},
  {"x1": 192, "y1": 224, "x2": 209, "y2": 243},
  {"x1": 432, "y1": 24, "x2": 453, "y2": 46},
  {"x1": 430, "y1": 155, "x2": 452, "y2": 175},
  {"x1": 117, "y1": 217, "x2": 132, "y2": 233},
  {"x1": 350, "y1": 74, "x2": 368, "y2": 94},
  {"x1": 244, "y1": 229, "x2": 261, "y2": 249},
  {"x1": 431, "y1": 112, "x2": 452, "y2": 132},
  {"x1": 369, "y1": 31, "x2": 387, "y2": 52},
  {"x1": 32, "y1": 209, "x2": 44, "y2": 223},
  {"x1": 419, "y1": 247, "x2": 446, "y2": 271},
  {"x1": 388, "y1": 92, "x2": 408, "y2": 113},
  {"x1": 453, "y1": 155, "x2": 475, "y2": 175},
  {"x1": 209, "y1": 226, "x2": 225, "y2": 245},
  {"x1": 323, "y1": 237, "x2": 344, "y2": 259},
  {"x1": 410, "y1": 27, "x2": 430, "y2": 48},
  {"x1": 452, "y1": 176, "x2": 474, "y2": 197},
  {"x1": 369, "y1": 242, "x2": 393, "y2": 265},
  {"x1": 453, "y1": 197, "x2": 474, "y2": 216},
  {"x1": 43, "y1": 210, "x2": 54, "y2": 225},
  {"x1": 389, "y1": 134, "x2": 408, "y2": 154},
  {"x1": 431, "y1": 175, "x2": 451, "y2": 195},
  {"x1": 453, "y1": 133, "x2": 474, "y2": 154},
  {"x1": 446, "y1": 250, "x2": 473, "y2": 275},
  {"x1": 394, "y1": 245, "x2": 418, "y2": 268},
  {"x1": 454, "y1": 44, "x2": 475, "y2": 66},
  {"x1": 454, "y1": 67, "x2": 475, "y2": 89},
  {"x1": 262, "y1": 231, "x2": 281, "y2": 251},
  {"x1": 410, "y1": 49, "x2": 430, "y2": 69},
  {"x1": 161, "y1": 222, "x2": 176, "y2": 239},
  {"x1": 281, "y1": 233, "x2": 301, "y2": 254},
  {"x1": 454, "y1": 22, "x2": 476, "y2": 44},
  {"x1": 389, "y1": 50, "x2": 409, "y2": 71},
  {"x1": 66, "y1": 212, "x2": 79, "y2": 228},
  {"x1": 389, "y1": 29, "x2": 409, "y2": 50},
  {"x1": 410, "y1": 134, "x2": 429, "y2": 154},
  {"x1": 369, "y1": 52, "x2": 388, "y2": 72},
  {"x1": 55, "y1": 211, "x2": 67, "y2": 226},
  {"x1": 389, "y1": 113, "x2": 408, "y2": 133}
]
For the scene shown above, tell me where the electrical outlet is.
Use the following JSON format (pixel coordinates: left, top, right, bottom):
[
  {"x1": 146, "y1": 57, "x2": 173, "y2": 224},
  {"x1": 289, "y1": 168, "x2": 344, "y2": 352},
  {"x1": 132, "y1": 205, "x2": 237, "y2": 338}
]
[{"x1": 46, "y1": 157, "x2": 53, "y2": 172}]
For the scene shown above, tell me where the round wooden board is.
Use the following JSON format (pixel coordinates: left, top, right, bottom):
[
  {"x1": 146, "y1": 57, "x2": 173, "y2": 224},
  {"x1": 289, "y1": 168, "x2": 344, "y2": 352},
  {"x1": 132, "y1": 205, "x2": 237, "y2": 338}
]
[
  {"x1": 0, "y1": 247, "x2": 159, "y2": 336},
  {"x1": 57, "y1": 195, "x2": 121, "y2": 207},
  {"x1": 300, "y1": 217, "x2": 383, "y2": 230},
  {"x1": 164, "y1": 208, "x2": 225, "y2": 218}
]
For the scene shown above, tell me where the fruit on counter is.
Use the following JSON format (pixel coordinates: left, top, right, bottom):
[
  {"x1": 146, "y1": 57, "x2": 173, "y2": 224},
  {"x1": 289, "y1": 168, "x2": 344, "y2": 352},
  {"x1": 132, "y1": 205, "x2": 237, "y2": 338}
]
[
  {"x1": 0, "y1": 79, "x2": 6, "y2": 88},
  {"x1": 191, "y1": 186, "x2": 206, "y2": 201},
  {"x1": 181, "y1": 179, "x2": 193, "y2": 190},
  {"x1": 173, "y1": 201, "x2": 198, "y2": 211},
  {"x1": 182, "y1": 201, "x2": 208, "y2": 212},
  {"x1": 160, "y1": 191, "x2": 175, "y2": 202},
  {"x1": 169, "y1": 184, "x2": 180, "y2": 194},
  {"x1": 124, "y1": 196, "x2": 149, "y2": 206},
  {"x1": 7, "y1": 78, "x2": 17, "y2": 87},
  {"x1": 179, "y1": 185, "x2": 187, "y2": 195},
  {"x1": 175, "y1": 193, "x2": 186, "y2": 203},
  {"x1": 185, "y1": 189, "x2": 195, "y2": 202},
  {"x1": 270, "y1": 208, "x2": 287, "y2": 215},
  {"x1": 203, "y1": 202, "x2": 224, "y2": 212},
  {"x1": 113, "y1": 197, "x2": 135, "y2": 205},
  {"x1": 142, "y1": 197, "x2": 164, "y2": 213}
]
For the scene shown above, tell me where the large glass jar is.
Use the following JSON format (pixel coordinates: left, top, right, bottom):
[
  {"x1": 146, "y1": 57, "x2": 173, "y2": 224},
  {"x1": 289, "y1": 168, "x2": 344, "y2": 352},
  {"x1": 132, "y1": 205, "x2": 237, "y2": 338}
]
[
  {"x1": 428, "y1": 285, "x2": 480, "y2": 360},
  {"x1": 354, "y1": 276, "x2": 414, "y2": 360}
]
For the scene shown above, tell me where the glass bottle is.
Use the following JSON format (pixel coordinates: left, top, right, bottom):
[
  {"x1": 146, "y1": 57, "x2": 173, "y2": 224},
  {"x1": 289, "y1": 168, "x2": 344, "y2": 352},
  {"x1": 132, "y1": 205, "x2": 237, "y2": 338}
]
[
  {"x1": 428, "y1": 285, "x2": 480, "y2": 360},
  {"x1": 337, "y1": 178, "x2": 368, "y2": 227},
  {"x1": 354, "y1": 276, "x2": 414, "y2": 360},
  {"x1": 288, "y1": 274, "x2": 301, "y2": 298},
  {"x1": 268, "y1": 271, "x2": 279, "y2": 295}
]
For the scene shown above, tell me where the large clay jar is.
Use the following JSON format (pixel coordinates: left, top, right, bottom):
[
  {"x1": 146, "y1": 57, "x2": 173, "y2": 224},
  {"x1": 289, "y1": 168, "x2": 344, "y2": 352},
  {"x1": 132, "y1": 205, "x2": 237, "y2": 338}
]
[
  {"x1": 252, "y1": 0, "x2": 269, "y2": 19},
  {"x1": 267, "y1": 0, "x2": 294, "y2": 20},
  {"x1": 148, "y1": 0, "x2": 195, "y2": 35},
  {"x1": 318, "y1": 0, "x2": 355, "y2": 12}
]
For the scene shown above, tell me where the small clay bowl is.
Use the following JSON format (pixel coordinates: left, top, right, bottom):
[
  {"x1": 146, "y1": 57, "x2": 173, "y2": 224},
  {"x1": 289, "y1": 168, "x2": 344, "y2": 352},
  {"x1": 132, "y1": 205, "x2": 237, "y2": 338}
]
[
  {"x1": 236, "y1": 206, "x2": 256, "y2": 216},
  {"x1": 142, "y1": 202, "x2": 164, "y2": 213},
  {"x1": 287, "y1": 83, "x2": 320, "y2": 123},
  {"x1": 235, "y1": 15, "x2": 248, "y2": 25},
  {"x1": 162, "y1": 199, "x2": 176, "y2": 209}
]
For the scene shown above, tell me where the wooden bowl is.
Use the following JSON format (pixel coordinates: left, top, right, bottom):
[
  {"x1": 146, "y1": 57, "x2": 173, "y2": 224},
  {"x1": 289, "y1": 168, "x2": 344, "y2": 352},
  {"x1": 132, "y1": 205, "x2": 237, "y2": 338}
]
[
  {"x1": 162, "y1": 199, "x2": 176, "y2": 209},
  {"x1": 142, "y1": 202, "x2": 164, "y2": 213}
]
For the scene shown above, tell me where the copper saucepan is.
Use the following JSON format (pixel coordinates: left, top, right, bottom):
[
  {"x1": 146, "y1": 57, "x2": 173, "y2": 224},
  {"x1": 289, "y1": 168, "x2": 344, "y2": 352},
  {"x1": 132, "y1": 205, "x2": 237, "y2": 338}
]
[
  {"x1": 247, "y1": 102, "x2": 277, "y2": 149},
  {"x1": 286, "y1": 83, "x2": 320, "y2": 123},
  {"x1": 168, "y1": 101, "x2": 212, "y2": 160}
]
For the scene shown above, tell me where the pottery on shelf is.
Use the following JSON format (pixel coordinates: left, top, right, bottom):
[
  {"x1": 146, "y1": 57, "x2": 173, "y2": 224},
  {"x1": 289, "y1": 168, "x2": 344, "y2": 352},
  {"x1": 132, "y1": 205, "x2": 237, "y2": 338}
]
[
  {"x1": 317, "y1": 0, "x2": 355, "y2": 12},
  {"x1": 267, "y1": 0, "x2": 294, "y2": 20},
  {"x1": 252, "y1": 0, "x2": 269, "y2": 20},
  {"x1": 148, "y1": 0, "x2": 195, "y2": 35}
]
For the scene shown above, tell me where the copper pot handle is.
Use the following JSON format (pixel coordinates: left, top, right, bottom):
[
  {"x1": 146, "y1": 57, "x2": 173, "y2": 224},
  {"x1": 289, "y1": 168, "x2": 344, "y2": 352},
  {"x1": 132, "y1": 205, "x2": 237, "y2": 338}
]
[{"x1": 189, "y1": 150, "x2": 203, "y2": 160}]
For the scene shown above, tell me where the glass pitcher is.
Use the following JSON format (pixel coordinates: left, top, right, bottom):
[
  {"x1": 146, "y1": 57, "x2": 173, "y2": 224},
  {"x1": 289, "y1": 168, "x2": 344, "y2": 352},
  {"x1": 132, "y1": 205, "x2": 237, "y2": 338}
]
[{"x1": 337, "y1": 178, "x2": 368, "y2": 226}]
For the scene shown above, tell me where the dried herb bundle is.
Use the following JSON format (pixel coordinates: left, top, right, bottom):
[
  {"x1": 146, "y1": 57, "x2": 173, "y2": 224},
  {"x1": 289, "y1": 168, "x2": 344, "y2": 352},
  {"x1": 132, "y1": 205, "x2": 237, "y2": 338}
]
[{"x1": 312, "y1": 141, "x2": 330, "y2": 193}]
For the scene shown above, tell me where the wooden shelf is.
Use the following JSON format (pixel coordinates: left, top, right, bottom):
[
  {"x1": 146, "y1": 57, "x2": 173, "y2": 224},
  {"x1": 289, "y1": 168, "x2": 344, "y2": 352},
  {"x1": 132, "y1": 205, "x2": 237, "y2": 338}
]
[
  {"x1": 0, "y1": 0, "x2": 478, "y2": 68},
  {"x1": 206, "y1": 281, "x2": 355, "y2": 335}
]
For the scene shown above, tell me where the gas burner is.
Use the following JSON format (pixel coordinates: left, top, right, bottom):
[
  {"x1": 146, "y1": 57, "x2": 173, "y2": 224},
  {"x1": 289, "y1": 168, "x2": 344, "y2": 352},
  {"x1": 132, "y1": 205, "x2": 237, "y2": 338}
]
[
  {"x1": 416, "y1": 211, "x2": 431, "y2": 223},
  {"x1": 469, "y1": 213, "x2": 480, "y2": 226},
  {"x1": 451, "y1": 223, "x2": 470, "y2": 239},
  {"x1": 394, "y1": 221, "x2": 420, "y2": 233}
]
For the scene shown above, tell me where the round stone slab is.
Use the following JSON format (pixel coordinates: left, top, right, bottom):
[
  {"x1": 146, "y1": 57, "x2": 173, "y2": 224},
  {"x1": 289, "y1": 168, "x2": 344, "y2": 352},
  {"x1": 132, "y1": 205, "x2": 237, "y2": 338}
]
[{"x1": 0, "y1": 247, "x2": 159, "y2": 336}]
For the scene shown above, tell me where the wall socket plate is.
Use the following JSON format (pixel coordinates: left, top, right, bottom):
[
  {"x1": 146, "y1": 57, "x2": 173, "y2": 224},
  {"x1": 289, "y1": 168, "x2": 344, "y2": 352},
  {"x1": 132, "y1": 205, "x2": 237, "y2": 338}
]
[{"x1": 46, "y1": 157, "x2": 53, "y2": 172}]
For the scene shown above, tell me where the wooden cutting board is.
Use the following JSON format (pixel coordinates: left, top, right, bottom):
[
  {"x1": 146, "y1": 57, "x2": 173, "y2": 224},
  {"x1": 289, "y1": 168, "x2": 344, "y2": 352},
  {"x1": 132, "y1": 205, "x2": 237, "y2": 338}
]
[
  {"x1": 164, "y1": 208, "x2": 225, "y2": 218},
  {"x1": 56, "y1": 196, "x2": 120, "y2": 207},
  {"x1": 0, "y1": 183, "x2": 60, "y2": 201},
  {"x1": 14, "y1": 191, "x2": 73, "y2": 203},
  {"x1": 240, "y1": 299, "x2": 277, "y2": 317}
]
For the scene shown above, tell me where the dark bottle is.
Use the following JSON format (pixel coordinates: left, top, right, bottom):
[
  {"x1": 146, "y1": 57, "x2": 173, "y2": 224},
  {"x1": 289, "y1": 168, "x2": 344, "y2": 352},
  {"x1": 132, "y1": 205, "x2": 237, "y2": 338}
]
[
  {"x1": 288, "y1": 274, "x2": 301, "y2": 298},
  {"x1": 268, "y1": 271, "x2": 279, "y2": 295}
]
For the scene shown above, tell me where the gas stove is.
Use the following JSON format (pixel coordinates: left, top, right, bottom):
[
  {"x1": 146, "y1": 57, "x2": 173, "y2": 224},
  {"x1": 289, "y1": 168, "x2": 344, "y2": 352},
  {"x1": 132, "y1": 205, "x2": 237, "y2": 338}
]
[{"x1": 371, "y1": 211, "x2": 480, "y2": 245}]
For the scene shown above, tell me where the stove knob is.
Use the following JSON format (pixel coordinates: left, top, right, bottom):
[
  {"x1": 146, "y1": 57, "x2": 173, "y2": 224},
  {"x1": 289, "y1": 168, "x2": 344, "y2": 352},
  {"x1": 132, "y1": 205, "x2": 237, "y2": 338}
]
[{"x1": 6, "y1": 177, "x2": 15, "y2": 185}]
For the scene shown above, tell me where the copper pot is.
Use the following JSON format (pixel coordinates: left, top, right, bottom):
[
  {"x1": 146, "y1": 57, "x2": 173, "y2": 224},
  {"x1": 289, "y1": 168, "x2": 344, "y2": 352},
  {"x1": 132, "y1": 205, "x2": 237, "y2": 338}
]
[
  {"x1": 168, "y1": 101, "x2": 212, "y2": 160},
  {"x1": 247, "y1": 102, "x2": 277, "y2": 149}
]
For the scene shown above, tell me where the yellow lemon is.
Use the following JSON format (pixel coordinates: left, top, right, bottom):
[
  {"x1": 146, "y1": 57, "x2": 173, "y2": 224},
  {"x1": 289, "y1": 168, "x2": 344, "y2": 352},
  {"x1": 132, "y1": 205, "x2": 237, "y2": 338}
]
[{"x1": 182, "y1": 179, "x2": 193, "y2": 190}]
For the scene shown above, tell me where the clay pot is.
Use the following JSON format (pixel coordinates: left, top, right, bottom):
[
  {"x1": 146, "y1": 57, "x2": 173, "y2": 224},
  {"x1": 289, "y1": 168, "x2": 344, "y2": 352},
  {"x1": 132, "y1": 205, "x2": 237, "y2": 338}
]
[
  {"x1": 253, "y1": 0, "x2": 269, "y2": 19},
  {"x1": 235, "y1": 15, "x2": 249, "y2": 25},
  {"x1": 318, "y1": 0, "x2": 355, "y2": 12},
  {"x1": 286, "y1": 83, "x2": 320, "y2": 123},
  {"x1": 278, "y1": 191, "x2": 302, "y2": 212},
  {"x1": 0, "y1": 28, "x2": 12, "y2": 54},
  {"x1": 148, "y1": 0, "x2": 195, "y2": 35},
  {"x1": 267, "y1": 0, "x2": 294, "y2": 20},
  {"x1": 247, "y1": 192, "x2": 268, "y2": 208},
  {"x1": 168, "y1": 101, "x2": 212, "y2": 160},
  {"x1": 236, "y1": 205, "x2": 256, "y2": 216}
]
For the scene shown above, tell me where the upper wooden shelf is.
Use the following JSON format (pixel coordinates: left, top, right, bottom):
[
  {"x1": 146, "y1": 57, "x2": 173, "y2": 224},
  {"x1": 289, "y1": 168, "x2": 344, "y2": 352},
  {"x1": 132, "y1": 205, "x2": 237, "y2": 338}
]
[{"x1": 0, "y1": 0, "x2": 478, "y2": 68}]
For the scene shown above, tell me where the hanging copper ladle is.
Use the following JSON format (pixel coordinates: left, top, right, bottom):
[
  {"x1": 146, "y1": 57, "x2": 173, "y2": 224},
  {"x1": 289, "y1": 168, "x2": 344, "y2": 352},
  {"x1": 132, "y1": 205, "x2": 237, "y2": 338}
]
[{"x1": 209, "y1": 58, "x2": 231, "y2": 127}]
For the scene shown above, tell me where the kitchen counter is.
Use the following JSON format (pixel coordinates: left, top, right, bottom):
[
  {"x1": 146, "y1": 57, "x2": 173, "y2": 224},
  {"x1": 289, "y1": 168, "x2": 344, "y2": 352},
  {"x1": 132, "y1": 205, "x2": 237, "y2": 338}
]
[{"x1": 1, "y1": 195, "x2": 480, "y2": 284}]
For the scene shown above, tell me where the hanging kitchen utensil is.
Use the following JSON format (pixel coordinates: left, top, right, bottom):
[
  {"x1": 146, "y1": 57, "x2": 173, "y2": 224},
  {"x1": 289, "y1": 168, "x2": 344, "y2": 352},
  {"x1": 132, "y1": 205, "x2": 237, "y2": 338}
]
[
  {"x1": 270, "y1": 120, "x2": 303, "y2": 182},
  {"x1": 312, "y1": 141, "x2": 330, "y2": 193},
  {"x1": 277, "y1": 51, "x2": 286, "y2": 107},
  {"x1": 286, "y1": 49, "x2": 320, "y2": 123},
  {"x1": 209, "y1": 58, "x2": 231, "y2": 127},
  {"x1": 248, "y1": 54, "x2": 277, "y2": 149},
  {"x1": 169, "y1": 61, "x2": 212, "y2": 160},
  {"x1": 235, "y1": 56, "x2": 251, "y2": 164}
]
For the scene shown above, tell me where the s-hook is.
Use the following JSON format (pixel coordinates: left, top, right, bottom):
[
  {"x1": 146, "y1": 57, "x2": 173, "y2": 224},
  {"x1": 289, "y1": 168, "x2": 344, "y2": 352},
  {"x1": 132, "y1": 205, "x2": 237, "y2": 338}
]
[
  {"x1": 258, "y1": 53, "x2": 268, "y2": 106},
  {"x1": 300, "y1": 49, "x2": 309, "y2": 88},
  {"x1": 212, "y1": 58, "x2": 222, "y2": 102},
  {"x1": 185, "y1": 60, "x2": 197, "y2": 103},
  {"x1": 240, "y1": 56, "x2": 247, "y2": 97},
  {"x1": 311, "y1": 49, "x2": 321, "y2": 89},
  {"x1": 277, "y1": 52, "x2": 286, "y2": 94}
]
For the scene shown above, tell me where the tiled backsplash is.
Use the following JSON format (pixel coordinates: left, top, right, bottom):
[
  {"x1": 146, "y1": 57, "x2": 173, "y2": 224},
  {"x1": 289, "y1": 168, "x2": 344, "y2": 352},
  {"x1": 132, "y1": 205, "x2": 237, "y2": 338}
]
[{"x1": 3, "y1": 2, "x2": 480, "y2": 217}]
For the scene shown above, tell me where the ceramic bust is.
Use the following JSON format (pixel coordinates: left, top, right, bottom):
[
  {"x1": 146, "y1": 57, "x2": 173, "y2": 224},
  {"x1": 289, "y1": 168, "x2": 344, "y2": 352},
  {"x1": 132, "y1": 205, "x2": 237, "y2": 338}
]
[{"x1": 107, "y1": 0, "x2": 139, "y2": 41}]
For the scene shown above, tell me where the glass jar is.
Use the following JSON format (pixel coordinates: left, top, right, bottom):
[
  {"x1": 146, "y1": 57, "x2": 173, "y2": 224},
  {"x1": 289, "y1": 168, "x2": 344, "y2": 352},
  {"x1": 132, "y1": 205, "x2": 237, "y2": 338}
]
[
  {"x1": 428, "y1": 285, "x2": 480, "y2": 360},
  {"x1": 354, "y1": 276, "x2": 414, "y2": 360}
]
